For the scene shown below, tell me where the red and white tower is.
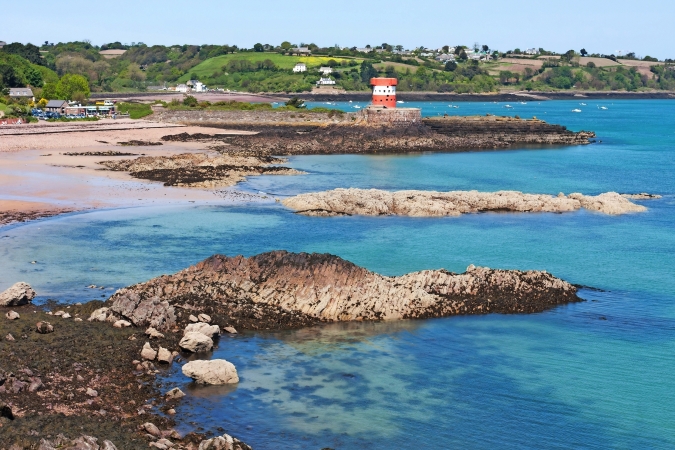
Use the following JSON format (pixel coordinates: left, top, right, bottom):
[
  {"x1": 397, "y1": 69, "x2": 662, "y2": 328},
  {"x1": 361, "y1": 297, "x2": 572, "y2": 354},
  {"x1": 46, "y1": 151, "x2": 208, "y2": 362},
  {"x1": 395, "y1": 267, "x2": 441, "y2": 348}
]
[{"x1": 370, "y1": 78, "x2": 397, "y2": 108}]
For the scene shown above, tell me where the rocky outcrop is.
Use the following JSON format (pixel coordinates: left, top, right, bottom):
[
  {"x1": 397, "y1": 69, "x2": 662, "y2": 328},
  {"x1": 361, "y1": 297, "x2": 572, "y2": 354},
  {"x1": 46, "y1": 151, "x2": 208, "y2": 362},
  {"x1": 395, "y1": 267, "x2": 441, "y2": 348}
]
[
  {"x1": 98, "y1": 152, "x2": 304, "y2": 188},
  {"x1": 198, "y1": 433, "x2": 252, "y2": 450},
  {"x1": 37, "y1": 435, "x2": 118, "y2": 450},
  {"x1": 0, "y1": 282, "x2": 36, "y2": 306},
  {"x1": 107, "y1": 251, "x2": 582, "y2": 330},
  {"x1": 282, "y1": 188, "x2": 649, "y2": 217},
  {"x1": 108, "y1": 292, "x2": 176, "y2": 331},
  {"x1": 182, "y1": 359, "x2": 239, "y2": 385}
]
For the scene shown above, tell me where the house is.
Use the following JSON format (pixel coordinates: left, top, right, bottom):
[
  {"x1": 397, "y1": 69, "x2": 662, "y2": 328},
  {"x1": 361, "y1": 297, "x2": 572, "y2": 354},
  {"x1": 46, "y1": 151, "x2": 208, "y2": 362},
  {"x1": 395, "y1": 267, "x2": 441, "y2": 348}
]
[
  {"x1": 293, "y1": 63, "x2": 307, "y2": 73},
  {"x1": 316, "y1": 77, "x2": 336, "y2": 86},
  {"x1": 524, "y1": 48, "x2": 539, "y2": 55},
  {"x1": 45, "y1": 100, "x2": 68, "y2": 114},
  {"x1": 9, "y1": 87, "x2": 34, "y2": 101},
  {"x1": 187, "y1": 80, "x2": 207, "y2": 92},
  {"x1": 436, "y1": 54, "x2": 455, "y2": 62},
  {"x1": 355, "y1": 47, "x2": 371, "y2": 53},
  {"x1": 0, "y1": 41, "x2": 5, "y2": 49},
  {"x1": 175, "y1": 84, "x2": 189, "y2": 93},
  {"x1": 290, "y1": 47, "x2": 311, "y2": 55},
  {"x1": 319, "y1": 66, "x2": 332, "y2": 75}
]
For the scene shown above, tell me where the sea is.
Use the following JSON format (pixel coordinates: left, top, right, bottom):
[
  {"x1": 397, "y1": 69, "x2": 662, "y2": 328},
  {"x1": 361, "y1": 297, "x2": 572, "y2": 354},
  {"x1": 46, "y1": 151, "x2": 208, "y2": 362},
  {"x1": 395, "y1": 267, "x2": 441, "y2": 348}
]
[{"x1": 1, "y1": 99, "x2": 674, "y2": 449}]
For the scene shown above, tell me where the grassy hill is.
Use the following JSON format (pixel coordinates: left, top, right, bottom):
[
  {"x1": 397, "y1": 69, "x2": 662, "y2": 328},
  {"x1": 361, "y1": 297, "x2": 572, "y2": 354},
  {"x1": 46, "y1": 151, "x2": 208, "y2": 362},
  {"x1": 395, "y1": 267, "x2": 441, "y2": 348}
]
[{"x1": 179, "y1": 53, "x2": 358, "y2": 82}]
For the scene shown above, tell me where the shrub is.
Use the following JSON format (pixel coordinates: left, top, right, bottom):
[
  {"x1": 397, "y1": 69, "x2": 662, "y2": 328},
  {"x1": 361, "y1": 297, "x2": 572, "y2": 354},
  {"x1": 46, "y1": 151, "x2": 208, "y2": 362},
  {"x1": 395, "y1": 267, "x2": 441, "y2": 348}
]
[{"x1": 183, "y1": 95, "x2": 198, "y2": 107}]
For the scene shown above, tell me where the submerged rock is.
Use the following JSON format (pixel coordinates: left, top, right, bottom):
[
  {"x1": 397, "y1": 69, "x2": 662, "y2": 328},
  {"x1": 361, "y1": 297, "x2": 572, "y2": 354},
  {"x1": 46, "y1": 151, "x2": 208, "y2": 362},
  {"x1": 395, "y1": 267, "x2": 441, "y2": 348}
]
[
  {"x1": 182, "y1": 359, "x2": 239, "y2": 385},
  {"x1": 282, "y1": 188, "x2": 649, "y2": 217},
  {"x1": 0, "y1": 282, "x2": 36, "y2": 306}
]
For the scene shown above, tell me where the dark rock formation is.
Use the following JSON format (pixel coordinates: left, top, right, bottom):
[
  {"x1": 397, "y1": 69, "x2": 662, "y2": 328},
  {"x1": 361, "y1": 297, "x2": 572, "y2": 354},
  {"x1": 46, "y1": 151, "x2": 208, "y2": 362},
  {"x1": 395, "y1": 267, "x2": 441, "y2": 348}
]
[{"x1": 106, "y1": 251, "x2": 582, "y2": 331}]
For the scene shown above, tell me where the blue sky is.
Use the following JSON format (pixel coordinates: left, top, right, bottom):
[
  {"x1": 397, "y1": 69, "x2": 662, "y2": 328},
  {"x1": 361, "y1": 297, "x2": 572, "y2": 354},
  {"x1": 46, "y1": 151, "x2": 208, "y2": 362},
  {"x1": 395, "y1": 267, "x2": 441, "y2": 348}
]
[{"x1": 3, "y1": 0, "x2": 672, "y2": 59}]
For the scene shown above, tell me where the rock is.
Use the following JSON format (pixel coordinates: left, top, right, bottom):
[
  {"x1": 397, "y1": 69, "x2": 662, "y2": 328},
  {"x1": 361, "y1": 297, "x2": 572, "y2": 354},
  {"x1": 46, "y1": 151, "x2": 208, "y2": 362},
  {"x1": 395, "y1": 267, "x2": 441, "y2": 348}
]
[
  {"x1": 54, "y1": 310, "x2": 65, "y2": 316},
  {"x1": 113, "y1": 319, "x2": 132, "y2": 328},
  {"x1": 182, "y1": 359, "x2": 239, "y2": 385},
  {"x1": 74, "y1": 317, "x2": 83, "y2": 322},
  {"x1": 184, "y1": 322, "x2": 220, "y2": 338},
  {"x1": 101, "y1": 441, "x2": 118, "y2": 450},
  {"x1": 0, "y1": 402, "x2": 14, "y2": 420},
  {"x1": 145, "y1": 327, "x2": 165, "y2": 339},
  {"x1": 141, "y1": 342, "x2": 158, "y2": 361},
  {"x1": 86, "y1": 387, "x2": 98, "y2": 397},
  {"x1": 198, "y1": 433, "x2": 252, "y2": 450},
  {"x1": 5, "y1": 333, "x2": 15, "y2": 341},
  {"x1": 36, "y1": 321, "x2": 54, "y2": 334},
  {"x1": 149, "y1": 442, "x2": 168, "y2": 449},
  {"x1": 621, "y1": 192, "x2": 662, "y2": 200},
  {"x1": 5, "y1": 310, "x2": 20, "y2": 320},
  {"x1": 88, "y1": 307, "x2": 109, "y2": 322},
  {"x1": 108, "y1": 292, "x2": 176, "y2": 331},
  {"x1": 29, "y1": 377, "x2": 44, "y2": 392},
  {"x1": 157, "y1": 346, "x2": 173, "y2": 364},
  {"x1": 165, "y1": 387, "x2": 185, "y2": 400},
  {"x1": 61, "y1": 313, "x2": 72, "y2": 319},
  {"x1": 282, "y1": 188, "x2": 649, "y2": 217},
  {"x1": 198, "y1": 313, "x2": 211, "y2": 323},
  {"x1": 68, "y1": 435, "x2": 100, "y2": 450},
  {"x1": 112, "y1": 251, "x2": 582, "y2": 327},
  {"x1": 189, "y1": 314, "x2": 199, "y2": 323},
  {"x1": 142, "y1": 422, "x2": 162, "y2": 437},
  {"x1": 223, "y1": 326, "x2": 238, "y2": 334},
  {"x1": 179, "y1": 332, "x2": 213, "y2": 353},
  {"x1": 167, "y1": 408, "x2": 176, "y2": 415},
  {"x1": 0, "y1": 282, "x2": 36, "y2": 306},
  {"x1": 156, "y1": 438, "x2": 175, "y2": 448}
]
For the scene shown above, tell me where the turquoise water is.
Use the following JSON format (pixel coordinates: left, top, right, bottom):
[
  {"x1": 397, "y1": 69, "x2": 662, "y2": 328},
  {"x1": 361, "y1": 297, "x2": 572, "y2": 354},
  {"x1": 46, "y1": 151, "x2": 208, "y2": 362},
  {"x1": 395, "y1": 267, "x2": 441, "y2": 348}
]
[{"x1": 2, "y1": 100, "x2": 675, "y2": 448}]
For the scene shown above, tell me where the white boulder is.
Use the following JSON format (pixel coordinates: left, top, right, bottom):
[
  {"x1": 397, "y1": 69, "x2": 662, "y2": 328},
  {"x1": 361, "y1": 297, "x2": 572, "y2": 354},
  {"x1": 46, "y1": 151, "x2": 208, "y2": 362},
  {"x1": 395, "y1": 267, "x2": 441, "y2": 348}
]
[
  {"x1": 179, "y1": 332, "x2": 213, "y2": 353},
  {"x1": 182, "y1": 359, "x2": 239, "y2": 385},
  {"x1": 141, "y1": 342, "x2": 157, "y2": 361},
  {"x1": 0, "y1": 282, "x2": 36, "y2": 306},
  {"x1": 88, "y1": 307, "x2": 109, "y2": 322},
  {"x1": 184, "y1": 322, "x2": 220, "y2": 338},
  {"x1": 5, "y1": 311, "x2": 20, "y2": 320}
]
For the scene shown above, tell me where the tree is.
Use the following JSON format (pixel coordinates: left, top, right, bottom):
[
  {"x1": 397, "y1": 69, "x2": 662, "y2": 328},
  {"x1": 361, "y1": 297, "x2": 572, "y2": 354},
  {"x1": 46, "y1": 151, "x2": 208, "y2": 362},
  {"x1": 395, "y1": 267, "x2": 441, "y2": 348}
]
[
  {"x1": 280, "y1": 41, "x2": 292, "y2": 50},
  {"x1": 360, "y1": 61, "x2": 378, "y2": 82},
  {"x1": 459, "y1": 50, "x2": 468, "y2": 61},
  {"x1": 587, "y1": 61, "x2": 596, "y2": 68},
  {"x1": 285, "y1": 97, "x2": 305, "y2": 108},
  {"x1": 56, "y1": 74, "x2": 91, "y2": 100},
  {"x1": 395, "y1": 45, "x2": 403, "y2": 52},
  {"x1": 0, "y1": 64, "x2": 23, "y2": 89},
  {"x1": 442, "y1": 45, "x2": 449, "y2": 53},
  {"x1": 25, "y1": 67, "x2": 43, "y2": 87},
  {"x1": 253, "y1": 43, "x2": 264, "y2": 52},
  {"x1": 580, "y1": 48, "x2": 588, "y2": 57},
  {"x1": 482, "y1": 45, "x2": 489, "y2": 52},
  {"x1": 183, "y1": 95, "x2": 198, "y2": 107},
  {"x1": 444, "y1": 61, "x2": 457, "y2": 72}
]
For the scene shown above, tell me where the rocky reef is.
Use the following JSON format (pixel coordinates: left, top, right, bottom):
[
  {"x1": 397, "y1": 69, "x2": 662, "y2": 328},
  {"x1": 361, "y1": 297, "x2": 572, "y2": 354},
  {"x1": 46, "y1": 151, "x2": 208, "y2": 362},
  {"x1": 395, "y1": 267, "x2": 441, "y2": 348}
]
[
  {"x1": 98, "y1": 152, "x2": 304, "y2": 188},
  {"x1": 282, "y1": 188, "x2": 651, "y2": 217},
  {"x1": 104, "y1": 251, "x2": 582, "y2": 331}
]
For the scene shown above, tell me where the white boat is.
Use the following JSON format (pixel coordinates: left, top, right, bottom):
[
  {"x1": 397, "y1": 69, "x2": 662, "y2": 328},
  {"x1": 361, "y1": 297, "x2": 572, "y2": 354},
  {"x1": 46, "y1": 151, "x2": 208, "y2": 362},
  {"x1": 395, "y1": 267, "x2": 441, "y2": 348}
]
[
  {"x1": 572, "y1": 109, "x2": 582, "y2": 113},
  {"x1": 354, "y1": 105, "x2": 361, "y2": 109},
  {"x1": 520, "y1": 102, "x2": 527, "y2": 105},
  {"x1": 600, "y1": 106, "x2": 608, "y2": 110},
  {"x1": 504, "y1": 105, "x2": 513, "y2": 108},
  {"x1": 397, "y1": 100, "x2": 404, "y2": 104},
  {"x1": 349, "y1": 100, "x2": 353, "y2": 103},
  {"x1": 580, "y1": 103, "x2": 587, "y2": 106},
  {"x1": 453, "y1": 105, "x2": 459, "y2": 109}
]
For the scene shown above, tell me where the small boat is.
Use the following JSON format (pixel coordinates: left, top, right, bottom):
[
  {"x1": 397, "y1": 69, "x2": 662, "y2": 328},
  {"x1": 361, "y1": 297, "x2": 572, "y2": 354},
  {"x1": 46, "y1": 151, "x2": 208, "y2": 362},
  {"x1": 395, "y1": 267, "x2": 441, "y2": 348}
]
[
  {"x1": 349, "y1": 100, "x2": 353, "y2": 103},
  {"x1": 580, "y1": 103, "x2": 587, "y2": 106},
  {"x1": 520, "y1": 102, "x2": 527, "y2": 105},
  {"x1": 397, "y1": 100, "x2": 404, "y2": 104},
  {"x1": 453, "y1": 105, "x2": 459, "y2": 109},
  {"x1": 572, "y1": 109, "x2": 582, "y2": 113},
  {"x1": 600, "y1": 106, "x2": 608, "y2": 110},
  {"x1": 354, "y1": 105, "x2": 361, "y2": 109},
  {"x1": 504, "y1": 105, "x2": 513, "y2": 108}
]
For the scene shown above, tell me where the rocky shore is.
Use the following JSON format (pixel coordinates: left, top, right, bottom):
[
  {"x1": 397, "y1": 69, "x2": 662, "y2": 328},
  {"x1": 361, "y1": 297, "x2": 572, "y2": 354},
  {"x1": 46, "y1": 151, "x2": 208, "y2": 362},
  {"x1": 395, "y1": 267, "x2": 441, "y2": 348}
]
[
  {"x1": 282, "y1": 188, "x2": 652, "y2": 217},
  {"x1": 98, "y1": 152, "x2": 304, "y2": 188},
  {"x1": 153, "y1": 113, "x2": 595, "y2": 155},
  {"x1": 102, "y1": 251, "x2": 582, "y2": 329}
]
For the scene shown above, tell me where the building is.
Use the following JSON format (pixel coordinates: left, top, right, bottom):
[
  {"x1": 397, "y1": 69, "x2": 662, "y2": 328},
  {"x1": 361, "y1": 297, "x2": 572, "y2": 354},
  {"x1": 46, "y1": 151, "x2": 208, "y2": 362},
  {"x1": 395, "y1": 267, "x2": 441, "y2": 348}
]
[
  {"x1": 355, "y1": 47, "x2": 372, "y2": 53},
  {"x1": 316, "y1": 77, "x2": 336, "y2": 86},
  {"x1": 370, "y1": 77, "x2": 397, "y2": 109},
  {"x1": 187, "y1": 80, "x2": 207, "y2": 92},
  {"x1": 175, "y1": 84, "x2": 189, "y2": 93},
  {"x1": 9, "y1": 87, "x2": 34, "y2": 101},
  {"x1": 524, "y1": 48, "x2": 539, "y2": 55},
  {"x1": 290, "y1": 47, "x2": 311, "y2": 55},
  {"x1": 45, "y1": 100, "x2": 68, "y2": 114},
  {"x1": 319, "y1": 66, "x2": 332, "y2": 75},
  {"x1": 436, "y1": 54, "x2": 455, "y2": 62},
  {"x1": 293, "y1": 63, "x2": 307, "y2": 73},
  {"x1": 0, "y1": 41, "x2": 5, "y2": 49}
]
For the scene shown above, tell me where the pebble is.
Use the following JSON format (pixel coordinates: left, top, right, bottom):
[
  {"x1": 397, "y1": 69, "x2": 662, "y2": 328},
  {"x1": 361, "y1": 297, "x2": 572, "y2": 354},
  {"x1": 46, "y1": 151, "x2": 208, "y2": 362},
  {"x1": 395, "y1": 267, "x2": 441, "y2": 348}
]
[
  {"x1": 188, "y1": 314, "x2": 199, "y2": 323},
  {"x1": 86, "y1": 388, "x2": 98, "y2": 397},
  {"x1": 36, "y1": 321, "x2": 54, "y2": 334},
  {"x1": 74, "y1": 317, "x2": 83, "y2": 322},
  {"x1": 224, "y1": 326, "x2": 238, "y2": 334},
  {"x1": 198, "y1": 313, "x2": 211, "y2": 323},
  {"x1": 5, "y1": 333, "x2": 15, "y2": 341}
]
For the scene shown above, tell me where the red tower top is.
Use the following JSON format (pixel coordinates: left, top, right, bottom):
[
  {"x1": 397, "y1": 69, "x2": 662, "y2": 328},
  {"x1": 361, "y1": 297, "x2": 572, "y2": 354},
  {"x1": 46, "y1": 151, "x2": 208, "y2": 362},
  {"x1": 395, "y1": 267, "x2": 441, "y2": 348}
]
[{"x1": 370, "y1": 77, "x2": 397, "y2": 108}]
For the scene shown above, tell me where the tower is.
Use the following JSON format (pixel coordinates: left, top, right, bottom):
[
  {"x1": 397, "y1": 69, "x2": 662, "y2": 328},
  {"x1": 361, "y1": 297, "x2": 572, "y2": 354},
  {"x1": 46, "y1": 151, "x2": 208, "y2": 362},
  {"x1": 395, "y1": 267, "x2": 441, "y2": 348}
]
[{"x1": 370, "y1": 78, "x2": 397, "y2": 108}]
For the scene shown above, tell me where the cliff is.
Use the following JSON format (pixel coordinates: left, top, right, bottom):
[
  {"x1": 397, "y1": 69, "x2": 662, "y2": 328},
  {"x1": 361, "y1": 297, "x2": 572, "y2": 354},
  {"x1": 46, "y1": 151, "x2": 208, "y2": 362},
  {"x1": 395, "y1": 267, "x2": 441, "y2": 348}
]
[{"x1": 105, "y1": 251, "x2": 582, "y2": 331}]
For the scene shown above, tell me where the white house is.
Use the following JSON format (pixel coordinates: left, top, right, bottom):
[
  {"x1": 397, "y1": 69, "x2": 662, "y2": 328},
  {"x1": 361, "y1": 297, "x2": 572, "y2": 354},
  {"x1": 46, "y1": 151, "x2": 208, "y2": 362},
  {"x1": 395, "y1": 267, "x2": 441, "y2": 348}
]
[
  {"x1": 524, "y1": 48, "x2": 540, "y2": 55},
  {"x1": 191, "y1": 81, "x2": 207, "y2": 92},
  {"x1": 0, "y1": 41, "x2": 6, "y2": 49},
  {"x1": 319, "y1": 66, "x2": 332, "y2": 75},
  {"x1": 316, "y1": 77, "x2": 336, "y2": 86},
  {"x1": 436, "y1": 54, "x2": 455, "y2": 62},
  {"x1": 290, "y1": 47, "x2": 311, "y2": 55},
  {"x1": 176, "y1": 84, "x2": 189, "y2": 93},
  {"x1": 9, "y1": 87, "x2": 34, "y2": 101},
  {"x1": 293, "y1": 63, "x2": 307, "y2": 73}
]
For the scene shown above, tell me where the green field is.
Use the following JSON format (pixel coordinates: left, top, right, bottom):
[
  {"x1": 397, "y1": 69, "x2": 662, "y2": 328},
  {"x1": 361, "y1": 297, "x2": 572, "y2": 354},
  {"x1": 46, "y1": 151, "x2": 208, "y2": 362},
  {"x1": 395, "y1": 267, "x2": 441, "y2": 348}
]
[{"x1": 179, "y1": 53, "x2": 359, "y2": 82}]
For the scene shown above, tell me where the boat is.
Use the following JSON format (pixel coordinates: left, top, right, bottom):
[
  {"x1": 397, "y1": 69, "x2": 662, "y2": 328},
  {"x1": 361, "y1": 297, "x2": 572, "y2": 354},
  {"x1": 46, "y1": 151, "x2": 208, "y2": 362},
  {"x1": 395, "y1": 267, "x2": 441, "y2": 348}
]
[
  {"x1": 354, "y1": 105, "x2": 361, "y2": 109},
  {"x1": 572, "y1": 109, "x2": 582, "y2": 113},
  {"x1": 600, "y1": 106, "x2": 608, "y2": 110},
  {"x1": 453, "y1": 106, "x2": 459, "y2": 109},
  {"x1": 504, "y1": 105, "x2": 513, "y2": 108},
  {"x1": 520, "y1": 102, "x2": 527, "y2": 105},
  {"x1": 397, "y1": 100, "x2": 404, "y2": 104},
  {"x1": 580, "y1": 103, "x2": 587, "y2": 106}
]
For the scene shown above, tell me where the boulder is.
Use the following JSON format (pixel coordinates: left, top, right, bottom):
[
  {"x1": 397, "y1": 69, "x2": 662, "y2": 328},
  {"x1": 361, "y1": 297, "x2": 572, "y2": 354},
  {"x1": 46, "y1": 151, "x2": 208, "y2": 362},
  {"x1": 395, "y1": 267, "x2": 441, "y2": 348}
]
[
  {"x1": 142, "y1": 422, "x2": 162, "y2": 437},
  {"x1": 157, "y1": 346, "x2": 173, "y2": 364},
  {"x1": 165, "y1": 387, "x2": 185, "y2": 400},
  {"x1": 184, "y1": 322, "x2": 220, "y2": 338},
  {"x1": 182, "y1": 359, "x2": 239, "y2": 385},
  {"x1": 198, "y1": 433, "x2": 252, "y2": 450},
  {"x1": 109, "y1": 291, "x2": 176, "y2": 331},
  {"x1": 113, "y1": 320, "x2": 132, "y2": 328},
  {"x1": 189, "y1": 314, "x2": 199, "y2": 323},
  {"x1": 36, "y1": 321, "x2": 54, "y2": 334},
  {"x1": 141, "y1": 342, "x2": 157, "y2": 361},
  {"x1": 102, "y1": 441, "x2": 118, "y2": 450},
  {"x1": 179, "y1": 332, "x2": 213, "y2": 353},
  {"x1": 198, "y1": 313, "x2": 211, "y2": 323},
  {"x1": 0, "y1": 282, "x2": 36, "y2": 306},
  {"x1": 223, "y1": 326, "x2": 238, "y2": 334},
  {"x1": 61, "y1": 313, "x2": 72, "y2": 319},
  {"x1": 5, "y1": 310, "x2": 20, "y2": 320},
  {"x1": 145, "y1": 327, "x2": 165, "y2": 339},
  {"x1": 88, "y1": 307, "x2": 109, "y2": 322}
]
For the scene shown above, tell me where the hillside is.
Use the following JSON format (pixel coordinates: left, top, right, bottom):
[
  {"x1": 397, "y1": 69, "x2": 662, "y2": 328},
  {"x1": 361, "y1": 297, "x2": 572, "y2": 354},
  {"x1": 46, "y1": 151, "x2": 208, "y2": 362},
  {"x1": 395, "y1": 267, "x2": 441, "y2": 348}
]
[{"x1": 0, "y1": 52, "x2": 58, "y2": 91}]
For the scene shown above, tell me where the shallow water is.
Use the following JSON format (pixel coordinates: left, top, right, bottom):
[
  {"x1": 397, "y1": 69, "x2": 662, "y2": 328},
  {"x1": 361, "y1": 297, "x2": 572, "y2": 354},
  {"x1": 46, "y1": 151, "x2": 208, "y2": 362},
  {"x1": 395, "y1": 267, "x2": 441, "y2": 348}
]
[{"x1": 2, "y1": 100, "x2": 675, "y2": 449}]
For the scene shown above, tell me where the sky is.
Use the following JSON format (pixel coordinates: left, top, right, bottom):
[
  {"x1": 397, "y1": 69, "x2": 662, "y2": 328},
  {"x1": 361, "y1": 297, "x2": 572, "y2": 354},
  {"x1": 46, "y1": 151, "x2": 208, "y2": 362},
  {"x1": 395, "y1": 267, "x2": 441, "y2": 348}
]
[{"x1": 3, "y1": 0, "x2": 673, "y2": 59}]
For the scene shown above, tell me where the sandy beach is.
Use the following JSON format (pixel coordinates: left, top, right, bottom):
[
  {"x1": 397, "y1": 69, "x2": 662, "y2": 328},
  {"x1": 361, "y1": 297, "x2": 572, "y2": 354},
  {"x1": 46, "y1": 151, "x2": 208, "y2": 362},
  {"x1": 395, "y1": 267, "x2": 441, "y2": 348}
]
[{"x1": 0, "y1": 120, "x2": 267, "y2": 226}]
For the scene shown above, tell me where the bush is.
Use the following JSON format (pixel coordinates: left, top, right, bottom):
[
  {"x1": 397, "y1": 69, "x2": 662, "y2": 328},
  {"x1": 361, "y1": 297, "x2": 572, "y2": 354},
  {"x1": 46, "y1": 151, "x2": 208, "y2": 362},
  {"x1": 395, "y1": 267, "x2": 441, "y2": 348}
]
[
  {"x1": 182, "y1": 95, "x2": 198, "y2": 107},
  {"x1": 587, "y1": 62, "x2": 596, "y2": 68}
]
